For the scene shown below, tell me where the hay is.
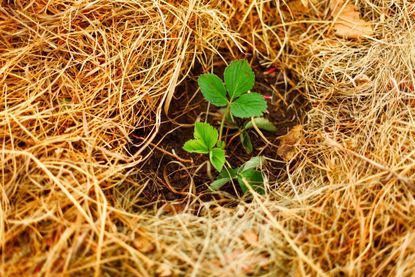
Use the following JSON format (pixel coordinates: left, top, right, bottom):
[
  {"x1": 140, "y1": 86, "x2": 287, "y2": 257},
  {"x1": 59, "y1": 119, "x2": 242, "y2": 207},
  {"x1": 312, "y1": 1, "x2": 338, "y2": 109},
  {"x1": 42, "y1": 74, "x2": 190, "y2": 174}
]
[
  {"x1": 0, "y1": 0, "x2": 238, "y2": 275},
  {"x1": 1, "y1": 0, "x2": 415, "y2": 276}
]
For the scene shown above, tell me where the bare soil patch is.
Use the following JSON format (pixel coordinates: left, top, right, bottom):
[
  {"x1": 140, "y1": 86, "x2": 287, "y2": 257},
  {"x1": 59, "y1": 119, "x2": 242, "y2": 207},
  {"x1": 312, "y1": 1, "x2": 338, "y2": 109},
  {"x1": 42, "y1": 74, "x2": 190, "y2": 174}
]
[{"x1": 128, "y1": 58, "x2": 309, "y2": 204}]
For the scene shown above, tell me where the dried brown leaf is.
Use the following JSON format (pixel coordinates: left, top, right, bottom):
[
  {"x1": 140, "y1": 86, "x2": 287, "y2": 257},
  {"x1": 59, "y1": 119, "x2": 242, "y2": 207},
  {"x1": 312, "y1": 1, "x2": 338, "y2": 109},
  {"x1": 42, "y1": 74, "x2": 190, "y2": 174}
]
[
  {"x1": 133, "y1": 237, "x2": 155, "y2": 254},
  {"x1": 330, "y1": 0, "x2": 373, "y2": 39},
  {"x1": 162, "y1": 202, "x2": 186, "y2": 214},
  {"x1": 277, "y1": 125, "x2": 304, "y2": 161}
]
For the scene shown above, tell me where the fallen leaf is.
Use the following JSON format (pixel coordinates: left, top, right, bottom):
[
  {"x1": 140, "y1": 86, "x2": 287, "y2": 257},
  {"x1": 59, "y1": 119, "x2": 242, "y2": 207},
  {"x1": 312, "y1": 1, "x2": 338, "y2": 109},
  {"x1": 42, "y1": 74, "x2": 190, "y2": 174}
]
[
  {"x1": 330, "y1": 0, "x2": 373, "y2": 39},
  {"x1": 133, "y1": 237, "x2": 155, "y2": 254},
  {"x1": 277, "y1": 125, "x2": 304, "y2": 161},
  {"x1": 353, "y1": 73, "x2": 371, "y2": 86},
  {"x1": 162, "y1": 202, "x2": 186, "y2": 214}
]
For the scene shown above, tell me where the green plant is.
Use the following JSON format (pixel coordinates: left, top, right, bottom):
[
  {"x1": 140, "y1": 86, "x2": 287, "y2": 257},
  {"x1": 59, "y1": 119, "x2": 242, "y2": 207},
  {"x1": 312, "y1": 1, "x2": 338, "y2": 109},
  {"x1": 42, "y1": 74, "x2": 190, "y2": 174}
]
[
  {"x1": 224, "y1": 113, "x2": 277, "y2": 154},
  {"x1": 210, "y1": 156, "x2": 266, "y2": 194},
  {"x1": 183, "y1": 59, "x2": 275, "y2": 194},
  {"x1": 183, "y1": 122, "x2": 225, "y2": 172}
]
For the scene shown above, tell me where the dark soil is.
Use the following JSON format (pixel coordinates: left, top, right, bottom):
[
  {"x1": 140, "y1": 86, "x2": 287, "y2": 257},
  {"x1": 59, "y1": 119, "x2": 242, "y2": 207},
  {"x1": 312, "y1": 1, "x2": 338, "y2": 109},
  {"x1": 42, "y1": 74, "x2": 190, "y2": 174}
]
[{"x1": 128, "y1": 58, "x2": 309, "y2": 206}]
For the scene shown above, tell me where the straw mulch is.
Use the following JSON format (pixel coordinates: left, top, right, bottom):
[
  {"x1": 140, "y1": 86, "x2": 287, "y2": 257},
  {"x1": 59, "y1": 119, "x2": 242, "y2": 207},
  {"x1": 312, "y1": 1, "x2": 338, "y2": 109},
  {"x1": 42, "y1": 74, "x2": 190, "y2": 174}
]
[{"x1": 1, "y1": 0, "x2": 415, "y2": 276}]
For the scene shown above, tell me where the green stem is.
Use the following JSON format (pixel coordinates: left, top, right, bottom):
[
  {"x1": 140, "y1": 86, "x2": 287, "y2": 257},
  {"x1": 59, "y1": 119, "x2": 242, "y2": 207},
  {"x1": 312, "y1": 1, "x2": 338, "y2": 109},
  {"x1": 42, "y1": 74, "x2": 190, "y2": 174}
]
[{"x1": 218, "y1": 105, "x2": 229, "y2": 142}]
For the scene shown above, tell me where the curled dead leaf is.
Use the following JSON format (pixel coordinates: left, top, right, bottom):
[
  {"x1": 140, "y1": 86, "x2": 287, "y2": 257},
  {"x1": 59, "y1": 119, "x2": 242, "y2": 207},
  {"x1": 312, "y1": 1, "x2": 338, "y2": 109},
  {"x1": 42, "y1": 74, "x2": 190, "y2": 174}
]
[
  {"x1": 277, "y1": 125, "x2": 304, "y2": 161},
  {"x1": 133, "y1": 237, "x2": 155, "y2": 254},
  {"x1": 330, "y1": 0, "x2": 373, "y2": 39},
  {"x1": 162, "y1": 202, "x2": 186, "y2": 214},
  {"x1": 353, "y1": 73, "x2": 371, "y2": 86}
]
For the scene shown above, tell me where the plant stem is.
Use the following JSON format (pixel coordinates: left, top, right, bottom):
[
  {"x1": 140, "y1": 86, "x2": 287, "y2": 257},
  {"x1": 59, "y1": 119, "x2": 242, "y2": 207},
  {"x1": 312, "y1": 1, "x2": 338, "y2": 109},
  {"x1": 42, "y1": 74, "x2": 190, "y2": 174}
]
[{"x1": 218, "y1": 106, "x2": 229, "y2": 142}]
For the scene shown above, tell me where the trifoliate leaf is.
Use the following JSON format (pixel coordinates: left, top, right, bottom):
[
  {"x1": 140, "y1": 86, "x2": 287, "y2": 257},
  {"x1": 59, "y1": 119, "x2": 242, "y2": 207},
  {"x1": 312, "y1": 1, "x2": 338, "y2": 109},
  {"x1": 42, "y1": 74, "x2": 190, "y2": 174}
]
[
  {"x1": 194, "y1": 122, "x2": 218, "y2": 150},
  {"x1": 183, "y1": 139, "x2": 209, "y2": 154},
  {"x1": 224, "y1": 60, "x2": 255, "y2": 98},
  {"x1": 237, "y1": 169, "x2": 264, "y2": 194},
  {"x1": 240, "y1": 131, "x2": 253, "y2": 154},
  {"x1": 230, "y1": 93, "x2": 267, "y2": 118},
  {"x1": 198, "y1": 74, "x2": 228, "y2": 107},
  {"x1": 244, "y1": 117, "x2": 277, "y2": 132},
  {"x1": 209, "y1": 147, "x2": 225, "y2": 172}
]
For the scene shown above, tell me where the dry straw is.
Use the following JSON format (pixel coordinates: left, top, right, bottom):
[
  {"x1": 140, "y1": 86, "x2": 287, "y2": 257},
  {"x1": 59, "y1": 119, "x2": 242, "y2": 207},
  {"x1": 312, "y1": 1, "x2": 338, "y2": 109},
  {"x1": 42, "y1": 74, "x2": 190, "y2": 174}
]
[{"x1": 1, "y1": 0, "x2": 415, "y2": 276}]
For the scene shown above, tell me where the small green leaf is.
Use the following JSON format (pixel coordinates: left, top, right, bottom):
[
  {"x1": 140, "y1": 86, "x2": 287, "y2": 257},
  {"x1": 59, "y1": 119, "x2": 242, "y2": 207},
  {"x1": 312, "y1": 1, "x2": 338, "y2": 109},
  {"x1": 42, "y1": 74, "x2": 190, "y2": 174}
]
[
  {"x1": 230, "y1": 93, "x2": 267, "y2": 118},
  {"x1": 198, "y1": 74, "x2": 228, "y2": 107},
  {"x1": 241, "y1": 156, "x2": 266, "y2": 171},
  {"x1": 194, "y1": 122, "x2": 218, "y2": 150},
  {"x1": 224, "y1": 60, "x2": 255, "y2": 98},
  {"x1": 237, "y1": 169, "x2": 264, "y2": 194},
  {"x1": 183, "y1": 139, "x2": 209, "y2": 154},
  {"x1": 209, "y1": 147, "x2": 225, "y2": 172},
  {"x1": 209, "y1": 177, "x2": 230, "y2": 191},
  {"x1": 240, "y1": 131, "x2": 253, "y2": 154},
  {"x1": 244, "y1": 118, "x2": 277, "y2": 132}
]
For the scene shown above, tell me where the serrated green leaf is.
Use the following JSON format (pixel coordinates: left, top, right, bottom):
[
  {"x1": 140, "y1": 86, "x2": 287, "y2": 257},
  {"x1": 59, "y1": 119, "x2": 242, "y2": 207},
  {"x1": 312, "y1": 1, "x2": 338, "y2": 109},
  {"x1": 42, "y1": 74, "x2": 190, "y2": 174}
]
[
  {"x1": 183, "y1": 139, "x2": 209, "y2": 154},
  {"x1": 244, "y1": 117, "x2": 277, "y2": 132},
  {"x1": 224, "y1": 60, "x2": 255, "y2": 98},
  {"x1": 209, "y1": 147, "x2": 225, "y2": 172},
  {"x1": 198, "y1": 74, "x2": 228, "y2": 107},
  {"x1": 237, "y1": 169, "x2": 264, "y2": 194},
  {"x1": 241, "y1": 156, "x2": 266, "y2": 171},
  {"x1": 194, "y1": 122, "x2": 218, "y2": 150},
  {"x1": 240, "y1": 131, "x2": 253, "y2": 154},
  {"x1": 209, "y1": 177, "x2": 230, "y2": 191},
  {"x1": 230, "y1": 93, "x2": 267, "y2": 118}
]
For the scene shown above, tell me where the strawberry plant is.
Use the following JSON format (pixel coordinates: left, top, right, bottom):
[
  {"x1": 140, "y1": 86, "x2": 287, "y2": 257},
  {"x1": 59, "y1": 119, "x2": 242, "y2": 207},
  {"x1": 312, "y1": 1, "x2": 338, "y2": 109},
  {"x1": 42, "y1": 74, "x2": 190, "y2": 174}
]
[
  {"x1": 183, "y1": 60, "x2": 276, "y2": 193},
  {"x1": 183, "y1": 122, "x2": 225, "y2": 172}
]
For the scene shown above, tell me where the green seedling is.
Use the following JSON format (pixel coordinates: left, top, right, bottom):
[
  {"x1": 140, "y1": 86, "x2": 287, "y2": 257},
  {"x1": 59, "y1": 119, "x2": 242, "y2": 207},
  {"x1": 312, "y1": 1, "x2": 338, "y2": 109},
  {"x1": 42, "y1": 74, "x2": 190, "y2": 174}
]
[
  {"x1": 198, "y1": 59, "x2": 269, "y2": 140},
  {"x1": 199, "y1": 59, "x2": 277, "y2": 153},
  {"x1": 183, "y1": 59, "x2": 276, "y2": 194}
]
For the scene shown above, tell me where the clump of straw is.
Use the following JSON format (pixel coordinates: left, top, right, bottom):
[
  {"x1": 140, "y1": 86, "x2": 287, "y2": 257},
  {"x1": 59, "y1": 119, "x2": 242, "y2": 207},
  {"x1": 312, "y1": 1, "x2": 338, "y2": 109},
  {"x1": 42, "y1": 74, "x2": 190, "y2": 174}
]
[{"x1": 2, "y1": 0, "x2": 415, "y2": 276}]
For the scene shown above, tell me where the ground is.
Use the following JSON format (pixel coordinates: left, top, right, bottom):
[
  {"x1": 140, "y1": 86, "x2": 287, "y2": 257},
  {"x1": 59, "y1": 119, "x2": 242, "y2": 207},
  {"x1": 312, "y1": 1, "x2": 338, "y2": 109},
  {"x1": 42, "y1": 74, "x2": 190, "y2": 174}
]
[{"x1": 1, "y1": 1, "x2": 415, "y2": 276}]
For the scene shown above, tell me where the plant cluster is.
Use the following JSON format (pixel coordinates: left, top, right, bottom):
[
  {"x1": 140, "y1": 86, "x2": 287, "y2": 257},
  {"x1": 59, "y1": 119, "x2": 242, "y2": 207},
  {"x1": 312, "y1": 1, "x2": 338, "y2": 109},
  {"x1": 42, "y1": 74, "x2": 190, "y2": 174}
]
[{"x1": 183, "y1": 60, "x2": 276, "y2": 194}]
